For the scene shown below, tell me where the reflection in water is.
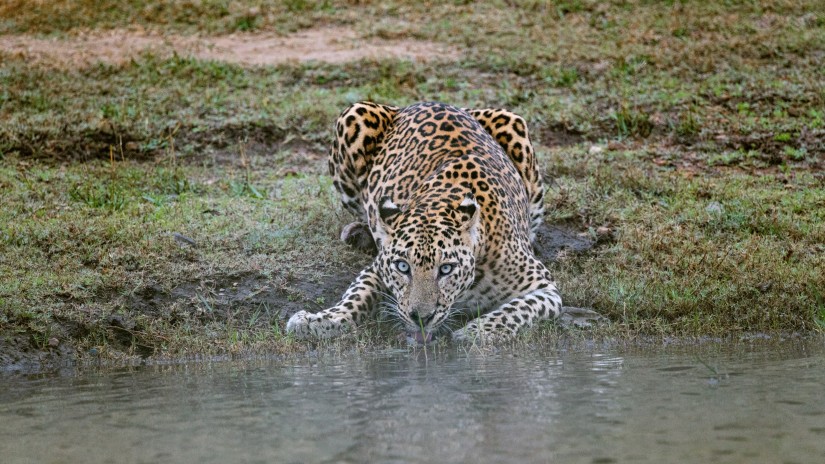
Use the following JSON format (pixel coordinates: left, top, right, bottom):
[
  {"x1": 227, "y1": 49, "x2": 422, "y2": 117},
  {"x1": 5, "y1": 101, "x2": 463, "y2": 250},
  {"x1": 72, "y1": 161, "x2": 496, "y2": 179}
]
[{"x1": 1, "y1": 340, "x2": 824, "y2": 463}]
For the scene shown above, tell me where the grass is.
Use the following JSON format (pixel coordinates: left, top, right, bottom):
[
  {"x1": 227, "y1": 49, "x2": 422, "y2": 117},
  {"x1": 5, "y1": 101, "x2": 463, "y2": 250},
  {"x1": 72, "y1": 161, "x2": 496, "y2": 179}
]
[
  {"x1": 547, "y1": 158, "x2": 825, "y2": 334},
  {"x1": 1, "y1": 0, "x2": 824, "y2": 367}
]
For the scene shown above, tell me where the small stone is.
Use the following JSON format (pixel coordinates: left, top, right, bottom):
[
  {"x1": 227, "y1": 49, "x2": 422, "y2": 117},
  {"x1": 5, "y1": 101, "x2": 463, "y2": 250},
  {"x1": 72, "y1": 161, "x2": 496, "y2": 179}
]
[
  {"x1": 48, "y1": 337, "x2": 59, "y2": 348},
  {"x1": 596, "y1": 226, "x2": 611, "y2": 236},
  {"x1": 588, "y1": 145, "x2": 604, "y2": 155}
]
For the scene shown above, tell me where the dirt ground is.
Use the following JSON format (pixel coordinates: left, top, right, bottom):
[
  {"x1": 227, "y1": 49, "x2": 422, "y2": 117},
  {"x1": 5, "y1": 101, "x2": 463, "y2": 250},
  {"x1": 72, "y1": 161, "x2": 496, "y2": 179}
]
[
  {"x1": 0, "y1": 223, "x2": 592, "y2": 373},
  {"x1": 0, "y1": 26, "x2": 460, "y2": 68}
]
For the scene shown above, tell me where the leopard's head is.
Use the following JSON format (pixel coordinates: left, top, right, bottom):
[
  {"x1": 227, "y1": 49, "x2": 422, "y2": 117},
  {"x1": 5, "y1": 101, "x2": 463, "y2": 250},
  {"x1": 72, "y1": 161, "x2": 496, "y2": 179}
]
[{"x1": 371, "y1": 194, "x2": 483, "y2": 340}]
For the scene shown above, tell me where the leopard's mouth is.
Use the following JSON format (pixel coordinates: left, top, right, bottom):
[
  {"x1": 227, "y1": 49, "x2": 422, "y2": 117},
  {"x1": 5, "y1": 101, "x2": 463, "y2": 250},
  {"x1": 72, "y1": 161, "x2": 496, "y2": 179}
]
[
  {"x1": 396, "y1": 310, "x2": 448, "y2": 344},
  {"x1": 402, "y1": 317, "x2": 447, "y2": 344},
  {"x1": 403, "y1": 330, "x2": 435, "y2": 345}
]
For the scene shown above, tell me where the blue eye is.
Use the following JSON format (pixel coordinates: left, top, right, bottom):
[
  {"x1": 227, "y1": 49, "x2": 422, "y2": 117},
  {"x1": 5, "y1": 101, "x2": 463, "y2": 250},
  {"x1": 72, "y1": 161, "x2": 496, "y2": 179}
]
[
  {"x1": 394, "y1": 260, "x2": 410, "y2": 274},
  {"x1": 439, "y1": 264, "x2": 454, "y2": 276}
]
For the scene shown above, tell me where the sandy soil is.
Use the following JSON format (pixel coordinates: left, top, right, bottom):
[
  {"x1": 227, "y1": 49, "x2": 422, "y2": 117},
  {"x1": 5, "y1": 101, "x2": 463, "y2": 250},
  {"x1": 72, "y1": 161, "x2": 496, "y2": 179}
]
[{"x1": 0, "y1": 26, "x2": 460, "y2": 68}]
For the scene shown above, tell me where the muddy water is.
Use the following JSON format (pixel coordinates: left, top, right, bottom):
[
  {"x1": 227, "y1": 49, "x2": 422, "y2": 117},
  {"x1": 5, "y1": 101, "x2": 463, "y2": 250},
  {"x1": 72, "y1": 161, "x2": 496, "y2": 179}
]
[{"x1": 1, "y1": 340, "x2": 824, "y2": 464}]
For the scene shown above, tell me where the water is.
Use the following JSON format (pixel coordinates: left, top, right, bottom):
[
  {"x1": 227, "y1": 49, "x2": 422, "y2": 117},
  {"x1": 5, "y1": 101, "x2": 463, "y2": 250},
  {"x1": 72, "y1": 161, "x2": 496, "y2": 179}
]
[{"x1": 2, "y1": 340, "x2": 824, "y2": 464}]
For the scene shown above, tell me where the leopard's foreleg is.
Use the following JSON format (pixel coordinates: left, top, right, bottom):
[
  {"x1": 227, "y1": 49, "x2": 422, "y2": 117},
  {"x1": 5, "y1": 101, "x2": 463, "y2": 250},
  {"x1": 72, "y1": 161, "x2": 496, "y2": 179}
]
[
  {"x1": 451, "y1": 285, "x2": 562, "y2": 343},
  {"x1": 286, "y1": 264, "x2": 385, "y2": 339}
]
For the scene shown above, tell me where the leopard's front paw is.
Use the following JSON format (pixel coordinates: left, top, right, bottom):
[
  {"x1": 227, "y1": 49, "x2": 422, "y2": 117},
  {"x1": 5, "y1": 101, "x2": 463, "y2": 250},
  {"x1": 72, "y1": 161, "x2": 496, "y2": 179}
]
[
  {"x1": 452, "y1": 322, "x2": 486, "y2": 343},
  {"x1": 286, "y1": 310, "x2": 314, "y2": 339},
  {"x1": 286, "y1": 310, "x2": 352, "y2": 339},
  {"x1": 452, "y1": 321, "x2": 514, "y2": 344}
]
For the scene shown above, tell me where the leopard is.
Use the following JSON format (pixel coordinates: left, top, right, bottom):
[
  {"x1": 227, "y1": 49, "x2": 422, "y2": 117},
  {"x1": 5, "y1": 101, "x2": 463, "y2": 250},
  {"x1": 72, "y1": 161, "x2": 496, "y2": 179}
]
[{"x1": 286, "y1": 101, "x2": 562, "y2": 343}]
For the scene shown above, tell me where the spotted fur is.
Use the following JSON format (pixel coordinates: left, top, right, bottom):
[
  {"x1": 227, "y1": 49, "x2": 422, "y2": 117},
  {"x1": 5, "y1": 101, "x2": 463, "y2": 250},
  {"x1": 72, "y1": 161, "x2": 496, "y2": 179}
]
[{"x1": 286, "y1": 102, "x2": 562, "y2": 342}]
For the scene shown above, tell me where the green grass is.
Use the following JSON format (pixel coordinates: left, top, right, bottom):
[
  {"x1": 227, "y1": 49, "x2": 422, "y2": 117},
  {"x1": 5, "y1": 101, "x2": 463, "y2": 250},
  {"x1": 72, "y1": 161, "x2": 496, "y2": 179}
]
[
  {"x1": 1, "y1": 0, "x2": 824, "y2": 366},
  {"x1": 545, "y1": 151, "x2": 825, "y2": 334}
]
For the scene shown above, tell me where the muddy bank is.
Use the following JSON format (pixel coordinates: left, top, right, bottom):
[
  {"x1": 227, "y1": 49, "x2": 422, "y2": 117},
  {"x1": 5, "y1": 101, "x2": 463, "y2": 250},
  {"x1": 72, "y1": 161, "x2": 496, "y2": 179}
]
[
  {"x1": 0, "y1": 223, "x2": 594, "y2": 374},
  {"x1": 0, "y1": 336, "x2": 75, "y2": 374}
]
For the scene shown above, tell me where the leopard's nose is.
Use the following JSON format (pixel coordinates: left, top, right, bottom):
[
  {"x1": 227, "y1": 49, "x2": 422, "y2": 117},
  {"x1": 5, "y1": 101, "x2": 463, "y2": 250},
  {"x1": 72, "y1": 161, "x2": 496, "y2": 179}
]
[{"x1": 410, "y1": 310, "x2": 434, "y2": 327}]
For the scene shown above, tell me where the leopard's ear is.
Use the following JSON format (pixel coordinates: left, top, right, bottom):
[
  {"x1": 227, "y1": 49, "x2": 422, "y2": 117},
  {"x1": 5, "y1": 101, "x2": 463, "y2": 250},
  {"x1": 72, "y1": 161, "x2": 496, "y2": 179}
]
[
  {"x1": 372, "y1": 196, "x2": 401, "y2": 245},
  {"x1": 456, "y1": 194, "x2": 481, "y2": 244},
  {"x1": 378, "y1": 196, "x2": 402, "y2": 222}
]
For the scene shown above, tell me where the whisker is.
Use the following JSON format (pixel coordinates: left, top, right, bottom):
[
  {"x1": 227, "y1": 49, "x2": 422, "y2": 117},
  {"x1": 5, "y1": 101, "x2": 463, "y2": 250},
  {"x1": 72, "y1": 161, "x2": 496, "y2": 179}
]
[
  {"x1": 438, "y1": 305, "x2": 474, "y2": 334},
  {"x1": 377, "y1": 300, "x2": 416, "y2": 330},
  {"x1": 374, "y1": 290, "x2": 399, "y2": 305}
]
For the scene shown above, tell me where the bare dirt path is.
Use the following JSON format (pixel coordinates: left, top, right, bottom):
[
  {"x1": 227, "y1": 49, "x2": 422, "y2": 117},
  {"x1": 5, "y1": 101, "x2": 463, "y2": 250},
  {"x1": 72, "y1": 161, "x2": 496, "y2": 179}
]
[{"x1": 0, "y1": 26, "x2": 459, "y2": 68}]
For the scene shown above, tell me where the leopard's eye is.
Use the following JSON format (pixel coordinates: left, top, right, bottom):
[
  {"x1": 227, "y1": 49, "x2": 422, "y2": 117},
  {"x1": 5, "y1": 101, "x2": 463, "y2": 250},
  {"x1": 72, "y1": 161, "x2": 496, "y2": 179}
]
[
  {"x1": 439, "y1": 263, "x2": 454, "y2": 276},
  {"x1": 394, "y1": 260, "x2": 410, "y2": 274}
]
